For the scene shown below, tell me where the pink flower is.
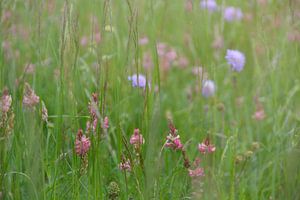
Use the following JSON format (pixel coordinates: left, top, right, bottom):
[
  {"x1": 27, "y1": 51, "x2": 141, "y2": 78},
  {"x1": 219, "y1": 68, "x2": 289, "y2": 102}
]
[
  {"x1": 188, "y1": 167, "x2": 204, "y2": 177},
  {"x1": 139, "y1": 36, "x2": 149, "y2": 45},
  {"x1": 75, "y1": 129, "x2": 91, "y2": 156},
  {"x1": 177, "y1": 56, "x2": 189, "y2": 68},
  {"x1": 1, "y1": 89, "x2": 12, "y2": 113},
  {"x1": 198, "y1": 138, "x2": 216, "y2": 154},
  {"x1": 165, "y1": 123, "x2": 183, "y2": 150},
  {"x1": 143, "y1": 52, "x2": 153, "y2": 69},
  {"x1": 252, "y1": 109, "x2": 266, "y2": 121},
  {"x1": 23, "y1": 83, "x2": 40, "y2": 108},
  {"x1": 130, "y1": 129, "x2": 145, "y2": 148},
  {"x1": 119, "y1": 159, "x2": 131, "y2": 171},
  {"x1": 102, "y1": 116, "x2": 109, "y2": 129},
  {"x1": 80, "y1": 36, "x2": 88, "y2": 46}
]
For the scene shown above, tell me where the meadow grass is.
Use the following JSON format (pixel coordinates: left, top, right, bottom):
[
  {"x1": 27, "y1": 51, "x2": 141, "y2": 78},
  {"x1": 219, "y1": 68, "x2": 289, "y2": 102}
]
[{"x1": 0, "y1": 0, "x2": 300, "y2": 199}]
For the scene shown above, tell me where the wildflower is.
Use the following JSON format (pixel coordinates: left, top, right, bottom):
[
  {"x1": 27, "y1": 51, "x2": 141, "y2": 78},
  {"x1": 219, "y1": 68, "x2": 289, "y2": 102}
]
[
  {"x1": 251, "y1": 142, "x2": 260, "y2": 151},
  {"x1": 188, "y1": 167, "x2": 205, "y2": 177},
  {"x1": 139, "y1": 36, "x2": 149, "y2": 45},
  {"x1": 102, "y1": 116, "x2": 109, "y2": 129},
  {"x1": 80, "y1": 36, "x2": 88, "y2": 46},
  {"x1": 86, "y1": 93, "x2": 99, "y2": 133},
  {"x1": 24, "y1": 63, "x2": 35, "y2": 74},
  {"x1": 165, "y1": 123, "x2": 183, "y2": 150},
  {"x1": 41, "y1": 101, "x2": 48, "y2": 122},
  {"x1": 252, "y1": 108, "x2": 266, "y2": 121},
  {"x1": 156, "y1": 43, "x2": 167, "y2": 56},
  {"x1": 198, "y1": 138, "x2": 216, "y2": 154},
  {"x1": 130, "y1": 128, "x2": 145, "y2": 148},
  {"x1": 177, "y1": 56, "x2": 189, "y2": 68},
  {"x1": 200, "y1": 0, "x2": 218, "y2": 12},
  {"x1": 185, "y1": 0, "x2": 193, "y2": 12},
  {"x1": 143, "y1": 52, "x2": 153, "y2": 69},
  {"x1": 119, "y1": 159, "x2": 131, "y2": 171},
  {"x1": 107, "y1": 181, "x2": 120, "y2": 200},
  {"x1": 23, "y1": 83, "x2": 40, "y2": 108},
  {"x1": 223, "y1": 7, "x2": 243, "y2": 22},
  {"x1": 1, "y1": 89, "x2": 12, "y2": 113},
  {"x1": 202, "y1": 80, "x2": 216, "y2": 98},
  {"x1": 188, "y1": 158, "x2": 205, "y2": 177},
  {"x1": 75, "y1": 129, "x2": 91, "y2": 156},
  {"x1": 225, "y1": 49, "x2": 246, "y2": 72},
  {"x1": 128, "y1": 74, "x2": 149, "y2": 89}
]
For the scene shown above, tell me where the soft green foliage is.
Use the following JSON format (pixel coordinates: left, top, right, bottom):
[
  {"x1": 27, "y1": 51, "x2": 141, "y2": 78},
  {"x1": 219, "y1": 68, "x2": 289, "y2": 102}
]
[{"x1": 0, "y1": 0, "x2": 300, "y2": 199}]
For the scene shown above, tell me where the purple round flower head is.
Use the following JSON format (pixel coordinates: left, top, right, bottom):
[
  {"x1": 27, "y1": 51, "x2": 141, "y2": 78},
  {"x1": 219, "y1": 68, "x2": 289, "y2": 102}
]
[
  {"x1": 224, "y1": 7, "x2": 243, "y2": 22},
  {"x1": 225, "y1": 49, "x2": 246, "y2": 72},
  {"x1": 128, "y1": 74, "x2": 148, "y2": 89},
  {"x1": 200, "y1": 0, "x2": 218, "y2": 12},
  {"x1": 202, "y1": 80, "x2": 216, "y2": 98}
]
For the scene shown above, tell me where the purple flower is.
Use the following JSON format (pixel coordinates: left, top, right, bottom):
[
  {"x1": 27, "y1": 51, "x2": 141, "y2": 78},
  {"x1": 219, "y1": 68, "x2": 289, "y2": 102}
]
[
  {"x1": 202, "y1": 80, "x2": 216, "y2": 98},
  {"x1": 200, "y1": 0, "x2": 218, "y2": 12},
  {"x1": 128, "y1": 74, "x2": 149, "y2": 89},
  {"x1": 225, "y1": 49, "x2": 246, "y2": 72},
  {"x1": 224, "y1": 7, "x2": 243, "y2": 22}
]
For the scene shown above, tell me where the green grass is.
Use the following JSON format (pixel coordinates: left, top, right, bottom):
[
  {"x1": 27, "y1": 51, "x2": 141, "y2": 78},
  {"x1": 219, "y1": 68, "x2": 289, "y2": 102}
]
[{"x1": 0, "y1": 0, "x2": 300, "y2": 199}]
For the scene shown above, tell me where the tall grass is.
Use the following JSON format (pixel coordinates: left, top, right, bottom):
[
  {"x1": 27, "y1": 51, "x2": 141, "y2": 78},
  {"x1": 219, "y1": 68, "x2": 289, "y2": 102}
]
[{"x1": 0, "y1": 0, "x2": 299, "y2": 199}]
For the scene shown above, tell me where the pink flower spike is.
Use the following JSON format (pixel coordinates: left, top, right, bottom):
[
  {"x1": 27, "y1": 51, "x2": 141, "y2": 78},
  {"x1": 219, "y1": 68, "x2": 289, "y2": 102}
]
[
  {"x1": 1, "y1": 89, "x2": 12, "y2": 113},
  {"x1": 198, "y1": 138, "x2": 216, "y2": 154},
  {"x1": 23, "y1": 83, "x2": 40, "y2": 108},
  {"x1": 188, "y1": 167, "x2": 204, "y2": 177},
  {"x1": 75, "y1": 129, "x2": 91, "y2": 156},
  {"x1": 102, "y1": 116, "x2": 109, "y2": 129},
  {"x1": 130, "y1": 128, "x2": 145, "y2": 148},
  {"x1": 119, "y1": 159, "x2": 131, "y2": 171},
  {"x1": 252, "y1": 109, "x2": 266, "y2": 121},
  {"x1": 198, "y1": 143, "x2": 207, "y2": 154}
]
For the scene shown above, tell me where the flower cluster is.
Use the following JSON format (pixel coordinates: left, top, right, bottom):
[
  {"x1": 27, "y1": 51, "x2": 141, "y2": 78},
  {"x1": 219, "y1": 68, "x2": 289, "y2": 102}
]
[
  {"x1": 225, "y1": 49, "x2": 246, "y2": 72},
  {"x1": 130, "y1": 128, "x2": 145, "y2": 149},
  {"x1": 23, "y1": 83, "x2": 40, "y2": 108},
  {"x1": 1, "y1": 88, "x2": 12, "y2": 113},
  {"x1": 165, "y1": 123, "x2": 183, "y2": 150},
  {"x1": 75, "y1": 129, "x2": 91, "y2": 156},
  {"x1": 128, "y1": 74, "x2": 149, "y2": 89},
  {"x1": 86, "y1": 93, "x2": 99, "y2": 133},
  {"x1": 198, "y1": 137, "x2": 216, "y2": 154},
  {"x1": 200, "y1": 0, "x2": 218, "y2": 12}
]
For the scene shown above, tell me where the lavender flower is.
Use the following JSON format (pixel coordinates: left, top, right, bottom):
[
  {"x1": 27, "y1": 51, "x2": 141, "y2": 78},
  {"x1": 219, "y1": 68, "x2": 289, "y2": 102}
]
[
  {"x1": 200, "y1": 0, "x2": 218, "y2": 12},
  {"x1": 223, "y1": 7, "x2": 243, "y2": 22},
  {"x1": 202, "y1": 80, "x2": 216, "y2": 98},
  {"x1": 225, "y1": 49, "x2": 246, "y2": 72},
  {"x1": 128, "y1": 74, "x2": 149, "y2": 89}
]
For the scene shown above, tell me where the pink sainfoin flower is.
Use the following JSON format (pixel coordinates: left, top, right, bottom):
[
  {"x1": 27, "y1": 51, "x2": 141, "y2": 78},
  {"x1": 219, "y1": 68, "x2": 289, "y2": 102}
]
[
  {"x1": 139, "y1": 36, "x2": 149, "y2": 46},
  {"x1": 188, "y1": 167, "x2": 205, "y2": 177},
  {"x1": 119, "y1": 158, "x2": 131, "y2": 171},
  {"x1": 75, "y1": 129, "x2": 91, "y2": 156},
  {"x1": 102, "y1": 116, "x2": 109, "y2": 129},
  {"x1": 252, "y1": 97, "x2": 266, "y2": 121},
  {"x1": 1, "y1": 89, "x2": 12, "y2": 113},
  {"x1": 176, "y1": 56, "x2": 189, "y2": 68},
  {"x1": 198, "y1": 137, "x2": 216, "y2": 154},
  {"x1": 188, "y1": 158, "x2": 205, "y2": 177},
  {"x1": 252, "y1": 109, "x2": 266, "y2": 121},
  {"x1": 130, "y1": 128, "x2": 145, "y2": 148},
  {"x1": 165, "y1": 123, "x2": 183, "y2": 150},
  {"x1": 23, "y1": 83, "x2": 40, "y2": 108},
  {"x1": 87, "y1": 93, "x2": 99, "y2": 132},
  {"x1": 143, "y1": 52, "x2": 153, "y2": 69}
]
